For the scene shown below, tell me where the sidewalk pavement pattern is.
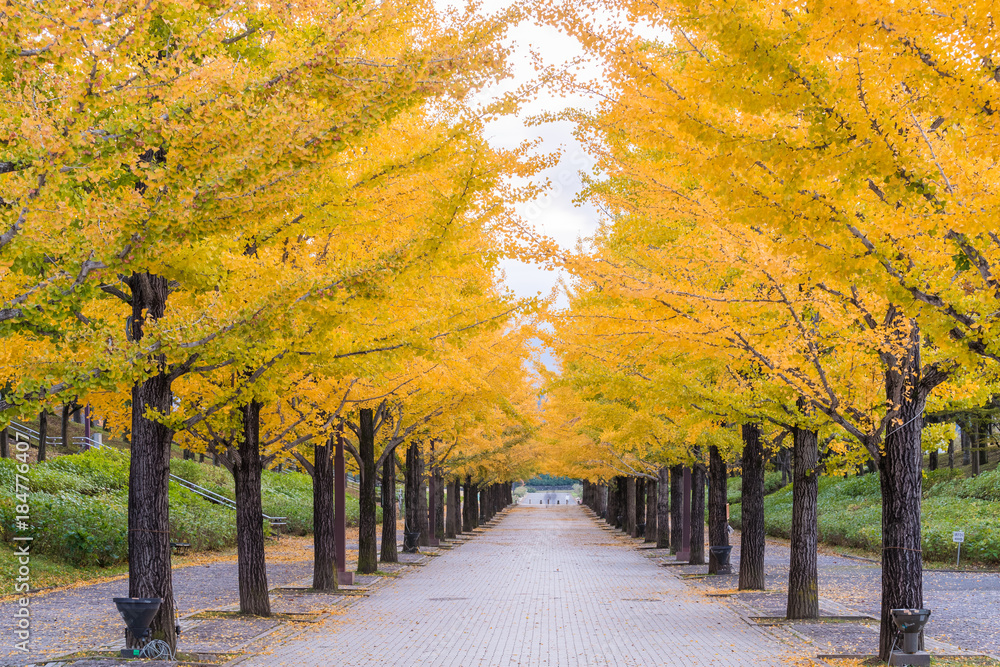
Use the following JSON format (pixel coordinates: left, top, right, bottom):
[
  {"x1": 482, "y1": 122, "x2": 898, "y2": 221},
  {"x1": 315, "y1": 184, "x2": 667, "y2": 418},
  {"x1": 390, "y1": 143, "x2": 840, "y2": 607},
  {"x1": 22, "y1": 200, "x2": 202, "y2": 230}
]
[{"x1": 246, "y1": 506, "x2": 800, "y2": 667}]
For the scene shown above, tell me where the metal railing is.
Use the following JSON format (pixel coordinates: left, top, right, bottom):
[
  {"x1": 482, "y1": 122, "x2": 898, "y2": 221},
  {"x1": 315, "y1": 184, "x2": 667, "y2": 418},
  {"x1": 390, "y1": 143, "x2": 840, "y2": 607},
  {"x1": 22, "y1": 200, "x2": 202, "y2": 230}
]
[
  {"x1": 169, "y1": 474, "x2": 286, "y2": 531},
  {"x1": 8, "y1": 421, "x2": 62, "y2": 447}
]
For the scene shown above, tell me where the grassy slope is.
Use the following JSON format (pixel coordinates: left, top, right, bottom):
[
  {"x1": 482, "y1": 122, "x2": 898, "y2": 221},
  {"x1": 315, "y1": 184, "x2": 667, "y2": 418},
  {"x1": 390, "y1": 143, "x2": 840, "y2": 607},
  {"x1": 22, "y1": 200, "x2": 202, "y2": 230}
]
[
  {"x1": 729, "y1": 468, "x2": 1000, "y2": 565},
  {"x1": 0, "y1": 449, "x2": 375, "y2": 592}
]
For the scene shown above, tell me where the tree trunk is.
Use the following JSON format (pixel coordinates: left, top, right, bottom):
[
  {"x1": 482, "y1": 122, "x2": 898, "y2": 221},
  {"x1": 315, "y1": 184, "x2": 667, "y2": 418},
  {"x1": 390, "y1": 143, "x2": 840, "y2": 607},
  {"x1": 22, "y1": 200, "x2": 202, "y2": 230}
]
[
  {"x1": 634, "y1": 478, "x2": 645, "y2": 538},
  {"x1": 947, "y1": 436, "x2": 954, "y2": 468},
  {"x1": 357, "y1": 408, "x2": 377, "y2": 574},
  {"x1": 434, "y1": 467, "x2": 445, "y2": 541},
  {"x1": 739, "y1": 423, "x2": 766, "y2": 591},
  {"x1": 877, "y1": 322, "x2": 930, "y2": 662},
  {"x1": 405, "y1": 443, "x2": 418, "y2": 537},
  {"x1": 690, "y1": 461, "x2": 706, "y2": 565},
  {"x1": 380, "y1": 449, "x2": 398, "y2": 563},
  {"x1": 970, "y1": 420, "x2": 981, "y2": 476},
  {"x1": 787, "y1": 426, "x2": 819, "y2": 619},
  {"x1": 645, "y1": 478, "x2": 657, "y2": 543},
  {"x1": 471, "y1": 483, "x2": 480, "y2": 528},
  {"x1": 462, "y1": 476, "x2": 472, "y2": 531},
  {"x1": 0, "y1": 427, "x2": 7, "y2": 458},
  {"x1": 313, "y1": 439, "x2": 337, "y2": 589},
  {"x1": 233, "y1": 400, "x2": 270, "y2": 616},
  {"x1": 669, "y1": 465, "x2": 683, "y2": 555},
  {"x1": 606, "y1": 478, "x2": 619, "y2": 526},
  {"x1": 37, "y1": 411, "x2": 47, "y2": 462},
  {"x1": 125, "y1": 273, "x2": 176, "y2": 652},
  {"x1": 707, "y1": 446, "x2": 729, "y2": 573},
  {"x1": 626, "y1": 476, "x2": 636, "y2": 536},
  {"x1": 416, "y1": 446, "x2": 429, "y2": 546},
  {"x1": 657, "y1": 467, "x2": 670, "y2": 549},
  {"x1": 61, "y1": 404, "x2": 71, "y2": 450},
  {"x1": 446, "y1": 477, "x2": 459, "y2": 537},
  {"x1": 928, "y1": 449, "x2": 938, "y2": 471}
]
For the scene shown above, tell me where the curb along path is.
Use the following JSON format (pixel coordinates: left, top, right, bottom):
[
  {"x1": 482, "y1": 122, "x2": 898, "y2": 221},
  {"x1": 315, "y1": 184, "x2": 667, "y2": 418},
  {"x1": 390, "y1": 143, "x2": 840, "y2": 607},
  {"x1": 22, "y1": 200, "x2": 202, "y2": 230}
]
[{"x1": 245, "y1": 505, "x2": 801, "y2": 667}]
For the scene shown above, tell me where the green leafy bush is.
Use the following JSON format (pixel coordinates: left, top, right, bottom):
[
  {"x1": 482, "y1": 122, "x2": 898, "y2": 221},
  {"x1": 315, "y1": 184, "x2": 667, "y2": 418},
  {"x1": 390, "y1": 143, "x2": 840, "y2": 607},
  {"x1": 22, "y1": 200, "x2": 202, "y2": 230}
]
[
  {"x1": 731, "y1": 471, "x2": 1000, "y2": 564},
  {"x1": 727, "y1": 471, "x2": 789, "y2": 505}
]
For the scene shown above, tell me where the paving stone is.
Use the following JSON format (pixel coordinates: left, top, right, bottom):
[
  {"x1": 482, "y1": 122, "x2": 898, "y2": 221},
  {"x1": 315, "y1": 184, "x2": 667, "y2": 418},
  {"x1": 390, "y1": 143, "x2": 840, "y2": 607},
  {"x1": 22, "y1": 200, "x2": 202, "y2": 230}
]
[{"x1": 245, "y1": 506, "x2": 800, "y2": 666}]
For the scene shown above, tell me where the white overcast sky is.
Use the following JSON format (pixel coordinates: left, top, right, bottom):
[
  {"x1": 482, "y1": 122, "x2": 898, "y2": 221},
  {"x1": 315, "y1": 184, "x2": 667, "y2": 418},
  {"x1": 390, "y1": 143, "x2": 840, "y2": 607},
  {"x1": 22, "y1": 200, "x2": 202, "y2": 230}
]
[{"x1": 448, "y1": 1, "x2": 609, "y2": 308}]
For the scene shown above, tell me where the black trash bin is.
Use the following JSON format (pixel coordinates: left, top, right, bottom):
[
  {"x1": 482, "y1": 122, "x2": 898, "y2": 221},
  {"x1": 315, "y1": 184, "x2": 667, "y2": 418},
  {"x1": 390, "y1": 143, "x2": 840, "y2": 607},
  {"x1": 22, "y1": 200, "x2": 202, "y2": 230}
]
[
  {"x1": 708, "y1": 545, "x2": 733, "y2": 574},
  {"x1": 402, "y1": 530, "x2": 421, "y2": 554}
]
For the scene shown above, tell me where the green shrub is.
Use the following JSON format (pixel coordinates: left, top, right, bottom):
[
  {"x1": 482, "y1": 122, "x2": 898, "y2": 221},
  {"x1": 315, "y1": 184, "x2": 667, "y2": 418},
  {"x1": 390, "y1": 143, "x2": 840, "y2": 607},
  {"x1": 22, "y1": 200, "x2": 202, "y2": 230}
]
[
  {"x1": 727, "y1": 472, "x2": 789, "y2": 505},
  {"x1": 731, "y1": 471, "x2": 1000, "y2": 565},
  {"x1": 47, "y1": 448, "x2": 130, "y2": 491}
]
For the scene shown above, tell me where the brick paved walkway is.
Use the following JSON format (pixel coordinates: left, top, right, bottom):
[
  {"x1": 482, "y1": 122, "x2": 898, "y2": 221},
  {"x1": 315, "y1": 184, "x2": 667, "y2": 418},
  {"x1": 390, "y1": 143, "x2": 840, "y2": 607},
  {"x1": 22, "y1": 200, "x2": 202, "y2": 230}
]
[{"x1": 247, "y1": 506, "x2": 798, "y2": 666}]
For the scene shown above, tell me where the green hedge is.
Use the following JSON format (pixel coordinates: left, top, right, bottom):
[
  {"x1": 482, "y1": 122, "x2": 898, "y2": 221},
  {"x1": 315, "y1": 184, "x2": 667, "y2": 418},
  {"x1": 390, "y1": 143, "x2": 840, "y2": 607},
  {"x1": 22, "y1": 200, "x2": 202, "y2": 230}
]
[
  {"x1": 0, "y1": 450, "x2": 380, "y2": 567},
  {"x1": 729, "y1": 470, "x2": 1000, "y2": 564}
]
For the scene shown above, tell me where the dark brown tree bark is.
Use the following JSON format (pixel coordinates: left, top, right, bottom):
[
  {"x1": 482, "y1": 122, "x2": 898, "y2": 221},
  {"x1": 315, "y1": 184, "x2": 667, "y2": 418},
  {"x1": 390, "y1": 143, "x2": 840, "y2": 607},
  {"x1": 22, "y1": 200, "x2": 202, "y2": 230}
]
[
  {"x1": 470, "y1": 483, "x2": 480, "y2": 528},
  {"x1": 405, "y1": 443, "x2": 419, "y2": 537},
  {"x1": 606, "y1": 478, "x2": 619, "y2": 526},
  {"x1": 233, "y1": 400, "x2": 270, "y2": 616},
  {"x1": 434, "y1": 467, "x2": 445, "y2": 541},
  {"x1": 462, "y1": 475, "x2": 473, "y2": 531},
  {"x1": 876, "y1": 318, "x2": 941, "y2": 662},
  {"x1": 416, "y1": 446, "x2": 429, "y2": 546},
  {"x1": 634, "y1": 478, "x2": 645, "y2": 538},
  {"x1": 645, "y1": 478, "x2": 657, "y2": 542},
  {"x1": 125, "y1": 273, "x2": 176, "y2": 651},
  {"x1": 380, "y1": 449, "x2": 398, "y2": 563},
  {"x1": 707, "y1": 446, "x2": 729, "y2": 573},
  {"x1": 657, "y1": 467, "x2": 670, "y2": 549},
  {"x1": 357, "y1": 408, "x2": 377, "y2": 574},
  {"x1": 689, "y1": 460, "x2": 706, "y2": 565},
  {"x1": 739, "y1": 423, "x2": 766, "y2": 590},
  {"x1": 0, "y1": 427, "x2": 7, "y2": 458},
  {"x1": 787, "y1": 427, "x2": 819, "y2": 619},
  {"x1": 37, "y1": 411, "x2": 47, "y2": 461},
  {"x1": 312, "y1": 439, "x2": 337, "y2": 589},
  {"x1": 446, "y1": 477, "x2": 460, "y2": 537},
  {"x1": 669, "y1": 465, "x2": 683, "y2": 554},
  {"x1": 61, "y1": 404, "x2": 72, "y2": 450},
  {"x1": 626, "y1": 476, "x2": 636, "y2": 536}
]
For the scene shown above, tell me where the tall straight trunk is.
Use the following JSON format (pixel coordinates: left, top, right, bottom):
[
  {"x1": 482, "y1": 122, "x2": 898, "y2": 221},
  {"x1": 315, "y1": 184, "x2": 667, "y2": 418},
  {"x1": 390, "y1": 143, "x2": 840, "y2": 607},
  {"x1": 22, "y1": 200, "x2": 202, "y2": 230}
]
[
  {"x1": 598, "y1": 483, "x2": 608, "y2": 519},
  {"x1": 234, "y1": 400, "x2": 270, "y2": 616},
  {"x1": 947, "y1": 437, "x2": 954, "y2": 468},
  {"x1": 928, "y1": 449, "x2": 938, "y2": 471},
  {"x1": 471, "y1": 483, "x2": 480, "y2": 528},
  {"x1": 416, "y1": 446, "x2": 429, "y2": 546},
  {"x1": 0, "y1": 427, "x2": 7, "y2": 458},
  {"x1": 380, "y1": 450, "x2": 398, "y2": 563},
  {"x1": 656, "y1": 467, "x2": 670, "y2": 549},
  {"x1": 405, "y1": 443, "x2": 418, "y2": 536},
  {"x1": 689, "y1": 462, "x2": 706, "y2": 565},
  {"x1": 625, "y1": 477, "x2": 636, "y2": 536},
  {"x1": 434, "y1": 468, "x2": 445, "y2": 541},
  {"x1": 645, "y1": 479, "x2": 657, "y2": 543},
  {"x1": 61, "y1": 404, "x2": 71, "y2": 450},
  {"x1": 37, "y1": 411, "x2": 47, "y2": 461},
  {"x1": 877, "y1": 318, "x2": 935, "y2": 662},
  {"x1": 313, "y1": 439, "x2": 337, "y2": 589},
  {"x1": 979, "y1": 420, "x2": 989, "y2": 465},
  {"x1": 446, "y1": 477, "x2": 459, "y2": 537},
  {"x1": 125, "y1": 273, "x2": 176, "y2": 651},
  {"x1": 708, "y1": 446, "x2": 729, "y2": 573},
  {"x1": 634, "y1": 478, "x2": 645, "y2": 537},
  {"x1": 962, "y1": 423, "x2": 971, "y2": 465},
  {"x1": 606, "y1": 478, "x2": 619, "y2": 526},
  {"x1": 787, "y1": 427, "x2": 819, "y2": 619},
  {"x1": 357, "y1": 408, "x2": 377, "y2": 574},
  {"x1": 669, "y1": 465, "x2": 683, "y2": 554},
  {"x1": 969, "y1": 420, "x2": 981, "y2": 476},
  {"x1": 462, "y1": 476, "x2": 473, "y2": 531},
  {"x1": 739, "y1": 423, "x2": 766, "y2": 590}
]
